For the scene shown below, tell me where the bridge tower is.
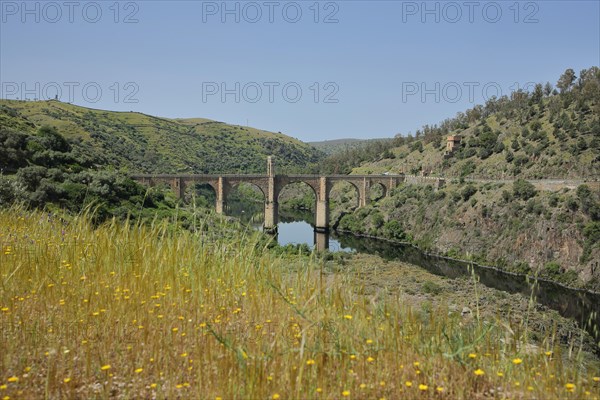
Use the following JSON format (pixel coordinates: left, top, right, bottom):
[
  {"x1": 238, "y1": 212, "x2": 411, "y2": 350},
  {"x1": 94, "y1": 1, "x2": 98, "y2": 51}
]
[{"x1": 264, "y1": 156, "x2": 278, "y2": 233}]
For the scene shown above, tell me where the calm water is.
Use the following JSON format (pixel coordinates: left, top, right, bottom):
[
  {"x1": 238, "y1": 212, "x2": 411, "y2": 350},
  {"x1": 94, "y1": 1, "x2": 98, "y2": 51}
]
[
  {"x1": 227, "y1": 203, "x2": 600, "y2": 345},
  {"x1": 276, "y1": 220, "x2": 352, "y2": 251}
]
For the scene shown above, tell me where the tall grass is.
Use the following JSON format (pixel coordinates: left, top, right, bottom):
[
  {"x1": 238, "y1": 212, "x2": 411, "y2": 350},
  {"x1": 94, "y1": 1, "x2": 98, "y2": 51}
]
[{"x1": 0, "y1": 207, "x2": 599, "y2": 399}]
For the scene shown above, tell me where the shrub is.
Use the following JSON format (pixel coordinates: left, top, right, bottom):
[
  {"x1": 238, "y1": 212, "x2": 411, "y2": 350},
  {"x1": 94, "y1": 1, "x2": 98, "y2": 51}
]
[
  {"x1": 36, "y1": 126, "x2": 71, "y2": 153},
  {"x1": 544, "y1": 262, "x2": 562, "y2": 277},
  {"x1": 422, "y1": 281, "x2": 443, "y2": 295},
  {"x1": 513, "y1": 179, "x2": 537, "y2": 200},
  {"x1": 501, "y1": 190, "x2": 512, "y2": 203},
  {"x1": 460, "y1": 161, "x2": 476, "y2": 177},
  {"x1": 583, "y1": 222, "x2": 600, "y2": 244},
  {"x1": 383, "y1": 220, "x2": 407, "y2": 241},
  {"x1": 461, "y1": 185, "x2": 477, "y2": 201}
]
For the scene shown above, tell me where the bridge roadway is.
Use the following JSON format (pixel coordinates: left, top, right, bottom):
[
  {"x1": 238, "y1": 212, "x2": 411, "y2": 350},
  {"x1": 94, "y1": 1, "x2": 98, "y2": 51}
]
[{"x1": 130, "y1": 172, "x2": 434, "y2": 233}]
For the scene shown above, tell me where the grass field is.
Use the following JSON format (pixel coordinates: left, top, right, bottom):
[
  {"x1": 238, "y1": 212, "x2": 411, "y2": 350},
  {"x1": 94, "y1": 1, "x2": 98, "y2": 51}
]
[{"x1": 1, "y1": 208, "x2": 599, "y2": 399}]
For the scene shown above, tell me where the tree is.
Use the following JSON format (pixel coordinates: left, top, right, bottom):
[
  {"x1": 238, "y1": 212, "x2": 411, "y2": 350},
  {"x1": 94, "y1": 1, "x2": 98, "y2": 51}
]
[
  {"x1": 461, "y1": 185, "x2": 477, "y2": 201},
  {"x1": 543, "y1": 82, "x2": 553, "y2": 96},
  {"x1": 0, "y1": 130, "x2": 28, "y2": 169},
  {"x1": 557, "y1": 68, "x2": 577, "y2": 93},
  {"x1": 532, "y1": 83, "x2": 543, "y2": 103},
  {"x1": 37, "y1": 126, "x2": 71, "y2": 153},
  {"x1": 576, "y1": 137, "x2": 588, "y2": 152},
  {"x1": 513, "y1": 179, "x2": 537, "y2": 200}
]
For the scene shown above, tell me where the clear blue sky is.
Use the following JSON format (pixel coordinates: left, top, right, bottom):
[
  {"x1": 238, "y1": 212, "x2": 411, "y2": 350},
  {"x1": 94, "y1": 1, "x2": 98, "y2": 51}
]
[{"x1": 1, "y1": 1, "x2": 599, "y2": 141}]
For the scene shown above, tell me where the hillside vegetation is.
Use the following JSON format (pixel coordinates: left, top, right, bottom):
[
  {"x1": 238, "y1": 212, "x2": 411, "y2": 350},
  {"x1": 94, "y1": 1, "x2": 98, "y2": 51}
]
[
  {"x1": 333, "y1": 180, "x2": 600, "y2": 290},
  {"x1": 313, "y1": 68, "x2": 600, "y2": 289},
  {"x1": 310, "y1": 138, "x2": 390, "y2": 157},
  {"x1": 0, "y1": 100, "x2": 323, "y2": 174},
  {"x1": 336, "y1": 67, "x2": 600, "y2": 179}
]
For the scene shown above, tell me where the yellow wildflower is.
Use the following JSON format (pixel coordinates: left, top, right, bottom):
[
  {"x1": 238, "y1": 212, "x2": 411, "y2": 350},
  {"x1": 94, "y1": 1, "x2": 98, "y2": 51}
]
[{"x1": 565, "y1": 383, "x2": 575, "y2": 391}]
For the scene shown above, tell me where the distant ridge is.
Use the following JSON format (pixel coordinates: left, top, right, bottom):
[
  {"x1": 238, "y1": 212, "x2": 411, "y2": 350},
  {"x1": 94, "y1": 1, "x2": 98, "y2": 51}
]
[{"x1": 309, "y1": 138, "x2": 390, "y2": 155}]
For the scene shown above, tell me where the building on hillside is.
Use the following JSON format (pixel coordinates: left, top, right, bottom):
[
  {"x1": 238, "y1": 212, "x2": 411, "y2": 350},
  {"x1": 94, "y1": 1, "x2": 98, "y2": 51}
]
[{"x1": 445, "y1": 135, "x2": 462, "y2": 158}]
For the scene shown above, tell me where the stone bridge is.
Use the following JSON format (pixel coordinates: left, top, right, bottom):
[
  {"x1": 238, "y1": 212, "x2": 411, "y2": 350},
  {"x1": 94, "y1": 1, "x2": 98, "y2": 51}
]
[{"x1": 131, "y1": 158, "x2": 438, "y2": 233}]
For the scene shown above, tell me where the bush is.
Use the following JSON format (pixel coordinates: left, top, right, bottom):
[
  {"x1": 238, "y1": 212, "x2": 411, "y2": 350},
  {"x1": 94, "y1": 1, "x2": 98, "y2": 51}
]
[
  {"x1": 513, "y1": 179, "x2": 537, "y2": 200},
  {"x1": 0, "y1": 175, "x2": 16, "y2": 205},
  {"x1": 0, "y1": 129, "x2": 28, "y2": 169},
  {"x1": 383, "y1": 220, "x2": 407, "y2": 241},
  {"x1": 545, "y1": 261, "x2": 563, "y2": 276},
  {"x1": 583, "y1": 222, "x2": 600, "y2": 244},
  {"x1": 37, "y1": 126, "x2": 71, "y2": 153},
  {"x1": 422, "y1": 281, "x2": 443, "y2": 295},
  {"x1": 461, "y1": 185, "x2": 477, "y2": 201},
  {"x1": 526, "y1": 199, "x2": 545, "y2": 215},
  {"x1": 16, "y1": 166, "x2": 48, "y2": 191},
  {"x1": 460, "y1": 161, "x2": 476, "y2": 177}
]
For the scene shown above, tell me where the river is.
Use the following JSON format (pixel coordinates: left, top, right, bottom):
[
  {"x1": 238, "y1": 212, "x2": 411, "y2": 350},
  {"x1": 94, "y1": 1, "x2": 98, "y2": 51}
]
[{"x1": 227, "y1": 202, "x2": 600, "y2": 345}]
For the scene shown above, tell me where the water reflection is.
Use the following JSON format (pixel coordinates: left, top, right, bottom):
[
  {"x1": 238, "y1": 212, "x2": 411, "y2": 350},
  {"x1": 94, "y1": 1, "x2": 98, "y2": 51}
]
[
  {"x1": 270, "y1": 221, "x2": 351, "y2": 252},
  {"x1": 228, "y1": 203, "x2": 351, "y2": 252},
  {"x1": 227, "y1": 203, "x2": 599, "y2": 343},
  {"x1": 334, "y1": 233, "x2": 600, "y2": 344}
]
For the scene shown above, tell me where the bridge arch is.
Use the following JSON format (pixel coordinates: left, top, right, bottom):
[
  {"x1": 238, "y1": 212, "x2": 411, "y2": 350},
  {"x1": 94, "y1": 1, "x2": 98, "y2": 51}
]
[
  {"x1": 277, "y1": 179, "x2": 319, "y2": 201},
  {"x1": 277, "y1": 181, "x2": 318, "y2": 224},
  {"x1": 329, "y1": 180, "x2": 361, "y2": 210},
  {"x1": 229, "y1": 181, "x2": 266, "y2": 198},
  {"x1": 184, "y1": 182, "x2": 218, "y2": 207},
  {"x1": 369, "y1": 182, "x2": 387, "y2": 201},
  {"x1": 226, "y1": 182, "x2": 266, "y2": 223}
]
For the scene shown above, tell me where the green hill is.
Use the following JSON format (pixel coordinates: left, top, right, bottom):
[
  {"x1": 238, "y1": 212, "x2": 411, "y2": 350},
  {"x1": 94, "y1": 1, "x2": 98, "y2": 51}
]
[
  {"x1": 318, "y1": 67, "x2": 600, "y2": 290},
  {"x1": 309, "y1": 138, "x2": 390, "y2": 156},
  {"x1": 0, "y1": 100, "x2": 324, "y2": 174}
]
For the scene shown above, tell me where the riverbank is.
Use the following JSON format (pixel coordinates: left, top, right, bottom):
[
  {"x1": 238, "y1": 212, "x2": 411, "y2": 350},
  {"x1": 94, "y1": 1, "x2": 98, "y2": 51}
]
[
  {"x1": 334, "y1": 228, "x2": 600, "y2": 296},
  {"x1": 324, "y1": 252, "x2": 599, "y2": 361},
  {"x1": 332, "y1": 180, "x2": 600, "y2": 291}
]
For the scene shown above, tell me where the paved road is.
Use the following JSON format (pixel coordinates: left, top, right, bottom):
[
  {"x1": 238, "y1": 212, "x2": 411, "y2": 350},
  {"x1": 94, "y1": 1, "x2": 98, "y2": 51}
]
[{"x1": 462, "y1": 177, "x2": 600, "y2": 191}]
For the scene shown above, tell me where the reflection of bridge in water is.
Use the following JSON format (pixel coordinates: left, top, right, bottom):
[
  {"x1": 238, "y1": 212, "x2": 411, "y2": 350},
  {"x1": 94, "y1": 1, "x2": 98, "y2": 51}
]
[{"x1": 132, "y1": 157, "x2": 435, "y2": 236}]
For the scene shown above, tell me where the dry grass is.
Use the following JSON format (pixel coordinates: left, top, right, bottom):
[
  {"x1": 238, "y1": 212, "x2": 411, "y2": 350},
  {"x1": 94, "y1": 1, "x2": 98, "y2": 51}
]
[{"x1": 1, "y1": 207, "x2": 599, "y2": 399}]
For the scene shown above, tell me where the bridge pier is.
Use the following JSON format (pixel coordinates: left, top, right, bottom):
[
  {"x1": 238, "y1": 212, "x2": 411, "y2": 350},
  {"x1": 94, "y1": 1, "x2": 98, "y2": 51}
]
[
  {"x1": 315, "y1": 200, "x2": 329, "y2": 232},
  {"x1": 315, "y1": 177, "x2": 330, "y2": 232},
  {"x1": 264, "y1": 157, "x2": 278, "y2": 233},
  {"x1": 171, "y1": 178, "x2": 185, "y2": 200},
  {"x1": 215, "y1": 177, "x2": 227, "y2": 214},
  {"x1": 314, "y1": 231, "x2": 329, "y2": 252},
  {"x1": 359, "y1": 178, "x2": 370, "y2": 208},
  {"x1": 264, "y1": 201, "x2": 278, "y2": 233}
]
